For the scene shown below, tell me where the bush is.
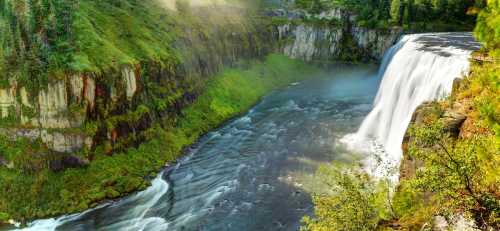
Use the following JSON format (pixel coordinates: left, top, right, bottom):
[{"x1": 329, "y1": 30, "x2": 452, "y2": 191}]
[{"x1": 301, "y1": 164, "x2": 393, "y2": 231}]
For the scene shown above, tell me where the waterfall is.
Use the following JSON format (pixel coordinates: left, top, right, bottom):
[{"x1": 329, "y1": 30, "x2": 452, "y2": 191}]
[{"x1": 346, "y1": 33, "x2": 479, "y2": 182}]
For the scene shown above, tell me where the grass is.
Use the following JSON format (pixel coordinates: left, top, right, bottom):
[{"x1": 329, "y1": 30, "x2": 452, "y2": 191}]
[
  {"x1": 69, "y1": 1, "x2": 178, "y2": 73},
  {"x1": 0, "y1": 54, "x2": 320, "y2": 223}
]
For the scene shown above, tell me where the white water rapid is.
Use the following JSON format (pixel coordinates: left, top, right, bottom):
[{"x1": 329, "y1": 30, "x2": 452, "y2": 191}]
[{"x1": 344, "y1": 32, "x2": 480, "y2": 182}]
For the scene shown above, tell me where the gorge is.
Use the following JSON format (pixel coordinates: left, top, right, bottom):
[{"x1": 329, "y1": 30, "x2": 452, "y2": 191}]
[
  {"x1": 1, "y1": 0, "x2": 499, "y2": 230},
  {"x1": 9, "y1": 33, "x2": 481, "y2": 230}
]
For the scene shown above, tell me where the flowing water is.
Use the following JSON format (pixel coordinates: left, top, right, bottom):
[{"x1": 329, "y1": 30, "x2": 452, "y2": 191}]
[
  {"x1": 15, "y1": 65, "x2": 380, "y2": 231},
  {"x1": 343, "y1": 33, "x2": 479, "y2": 182},
  {"x1": 9, "y1": 32, "x2": 479, "y2": 231}
]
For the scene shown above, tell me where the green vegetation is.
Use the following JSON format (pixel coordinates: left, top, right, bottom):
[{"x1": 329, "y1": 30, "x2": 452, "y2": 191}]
[
  {"x1": 301, "y1": 164, "x2": 393, "y2": 231},
  {"x1": 0, "y1": 0, "x2": 178, "y2": 92},
  {"x1": 406, "y1": 120, "x2": 499, "y2": 229},
  {"x1": 302, "y1": 1, "x2": 499, "y2": 230},
  {"x1": 475, "y1": 0, "x2": 500, "y2": 58},
  {"x1": 0, "y1": 54, "x2": 320, "y2": 223},
  {"x1": 293, "y1": 0, "x2": 482, "y2": 30}
]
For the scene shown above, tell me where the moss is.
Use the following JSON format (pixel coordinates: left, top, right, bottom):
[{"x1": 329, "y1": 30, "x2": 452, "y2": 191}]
[{"x1": 0, "y1": 54, "x2": 321, "y2": 223}]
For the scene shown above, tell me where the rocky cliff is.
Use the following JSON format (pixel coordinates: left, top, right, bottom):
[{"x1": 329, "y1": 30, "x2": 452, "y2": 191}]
[
  {"x1": 400, "y1": 78, "x2": 472, "y2": 181},
  {"x1": 271, "y1": 8, "x2": 402, "y2": 62},
  {"x1": 0, "y1": 5, "x2": 273, "y2": 164},
  {"x1": 0, "y1": 5, "x2": 401, "y2": 161}
]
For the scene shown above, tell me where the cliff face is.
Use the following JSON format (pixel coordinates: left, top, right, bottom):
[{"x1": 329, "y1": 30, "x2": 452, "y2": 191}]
[
  {"x1": 0, "y1": 5, "x2": 273, "y2": 161},
  {"x1": 400, "y1": 79, "x2": 471, "y2": 181},
  {"x1": 272, "y1": 8, "x2": 402, "y2": 62},
  {"x1": 0, "y1": 6, "x2": 400, "y2": 160}
]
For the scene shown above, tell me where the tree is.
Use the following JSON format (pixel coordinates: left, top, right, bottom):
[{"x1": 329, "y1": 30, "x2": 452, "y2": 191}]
[
  {"x1": 408, "y1": 122, "x2": 500, "y2": 229},
  {"x1": 390, "y1": 0, "x2": 402, "y2": 24},
  {"x1": 301, "y1": 164, "x2": 393, "y2": 231},
  {"x1": 474, "y1": 0, "x2": 500, "y2": 55}
]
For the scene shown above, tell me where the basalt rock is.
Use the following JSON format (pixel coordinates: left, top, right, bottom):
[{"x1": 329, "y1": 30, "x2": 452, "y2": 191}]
[
  {"x1": 442, "y1": 110, "x2": 467, "y2": 138},
  {"x1": 0, "y1": 6, "x2": 275, "y2": 160},
  {"x1": 273, "y1": 8, "x2": 402, "y2": 62},
  {"x1": 400, "y1": 102, "x2": 438, "y2": 180}
]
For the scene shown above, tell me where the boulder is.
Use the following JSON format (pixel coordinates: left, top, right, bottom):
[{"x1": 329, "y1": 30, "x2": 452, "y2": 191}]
[{"x1": 442, "y1": 110, "x2": 467, "y2": 138}]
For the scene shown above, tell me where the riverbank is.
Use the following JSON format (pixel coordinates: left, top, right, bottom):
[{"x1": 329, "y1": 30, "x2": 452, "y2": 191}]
[{"x1": 0, "y1": 54, "x2": 321, "y2": 224}]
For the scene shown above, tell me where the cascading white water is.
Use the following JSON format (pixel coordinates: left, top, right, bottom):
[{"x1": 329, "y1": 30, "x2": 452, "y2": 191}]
[
  {"x1": 345, "y1": 33, "x2": 479, "y2": 182},
  {"x1": 17, "y1": 174, "x2": 171, "y2": 231}
]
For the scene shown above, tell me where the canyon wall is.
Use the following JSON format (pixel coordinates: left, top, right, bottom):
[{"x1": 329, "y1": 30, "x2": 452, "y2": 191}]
[
  {"x1": 0, "y1": 6, "x2": 273, "y2": 164},
  {"x1": 0, "y1": 5, "x2": 401, "y2": 167},
  {"x1": 271, "y1": 8, "x2": 402, "y2": 62}
]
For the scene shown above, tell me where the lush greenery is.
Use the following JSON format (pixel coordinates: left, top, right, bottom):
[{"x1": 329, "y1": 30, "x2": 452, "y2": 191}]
[
  {"x1": 475, "y1": 0, "x2": 500, "y2": 58},
  {"x1": 0, "y1": 54, "x2": 320, "y2": 223},
  {"x1": 301, "y1": 164, "x2": 393, "y2": 231},
  {"x1": 302, "y1": 1, "x2": 499, "y2": 230},
  {"x1": 0, "y1": 0, "x2": 282, "y2": 223},
  {"x1": 0, "y1": 0, "x2": 178, "y2": 90},
  {"x1": 293, "y1": 0, "x2": 483, "y2": 30}
]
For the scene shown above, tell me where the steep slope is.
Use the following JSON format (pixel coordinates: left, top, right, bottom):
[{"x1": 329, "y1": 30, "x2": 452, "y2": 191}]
[
  {"x1": 0, "y1": 0, "x2": 280, "y2": 223},
  {"x1": 271, "y1": 7, "x2": 401, "y2": 62},
  {"x1": 393, "y1": 2, "x2": 500, "y2": 229}
]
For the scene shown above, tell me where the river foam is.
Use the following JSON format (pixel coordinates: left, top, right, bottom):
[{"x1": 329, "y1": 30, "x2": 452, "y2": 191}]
[{"x1": 11, "y1": 63, "x2": 382, "y2": 231}]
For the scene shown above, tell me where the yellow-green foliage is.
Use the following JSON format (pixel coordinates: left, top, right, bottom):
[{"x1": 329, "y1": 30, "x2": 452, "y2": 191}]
[
  {"x1": 301, "y1": 164, "x2": 393, "y2": 231},
  {"x1": 407, "y1": 121, "x2": 499, "y2": 228},
  {"x1": 458, "y1": 61, "x2": 500, "y2": 136},
  {"x1": 475, "y1": 0, "x2": 500, "y2": 57},
  {"x1": 0, "y1": 54, "x2": 320, "y2": 223},
  {"x1": 391, "y1": 182, "x2": 437, "y2": 229}
]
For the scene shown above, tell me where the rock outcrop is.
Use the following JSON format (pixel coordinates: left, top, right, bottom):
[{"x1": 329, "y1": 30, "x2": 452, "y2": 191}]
[
  {"x1": 273, "y1": 8, "x2": 402, "y2": 62},
  {"x1": 400, "y1": 101, "x2": 468, "y2": 180},
  {"x1": 0, "y1": 6, "x2": 275, "y2": 157},
  {"x1": 0, "y1": 5, "x2": 401, "y2": 167}
]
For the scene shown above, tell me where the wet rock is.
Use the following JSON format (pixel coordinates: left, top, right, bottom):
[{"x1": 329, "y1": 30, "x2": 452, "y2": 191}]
[
  {"x1": 433, "y1": 215, "x2": 480, "y2": 231},
  {"x1": 401, "y1": 102, "x2": 437, "y2": 180},
  {"x1": 49, "y1": 156, "x2": 90, "y2": 172}
]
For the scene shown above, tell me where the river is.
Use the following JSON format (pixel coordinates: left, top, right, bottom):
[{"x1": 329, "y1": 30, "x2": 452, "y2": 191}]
[
  {"x1": 11, "y1": 32, "x2": 480, "y2": 231},
  {"x1": 18, "y1": 64, "x2": 380, "y2": 231}
]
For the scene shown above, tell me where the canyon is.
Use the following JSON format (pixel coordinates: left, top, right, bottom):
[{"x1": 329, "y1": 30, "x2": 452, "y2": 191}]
[{"x1": 1, "y1": 0, "x2": 497, "y2": 230}]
